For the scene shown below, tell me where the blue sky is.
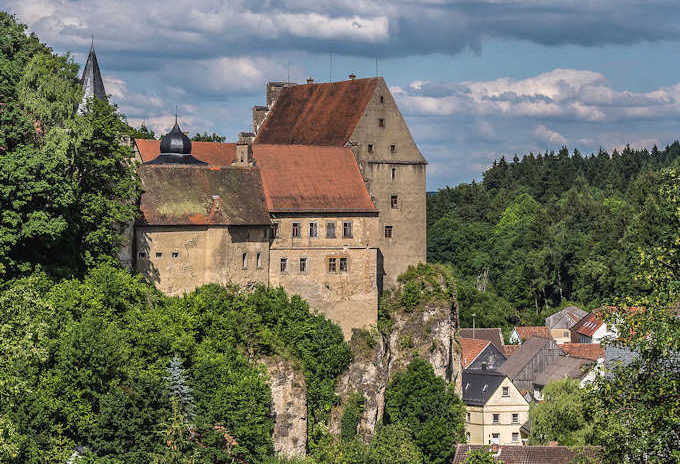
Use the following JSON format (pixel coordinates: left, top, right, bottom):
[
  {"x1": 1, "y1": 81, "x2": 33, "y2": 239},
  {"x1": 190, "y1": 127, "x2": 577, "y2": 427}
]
[{"x1": 5, "y1": 0, "x2": 680, "y2": 189}]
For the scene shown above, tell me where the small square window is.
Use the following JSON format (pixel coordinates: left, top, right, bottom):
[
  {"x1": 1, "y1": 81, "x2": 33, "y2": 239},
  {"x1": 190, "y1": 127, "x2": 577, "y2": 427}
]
[
  {"x1": 172, "y1": 251, "x2": 179, "y2": 258},
  {"x1": 492, "y1": 414, "x2": 500, "y2": 424},
  {"x1": 299, "y1": 257, "x2": 307, "y2": 273},
  {"x1": 342, "y1": 221, "x2": 353, "y2": 238},
  {"x1": 390, "y1": 195, "x2": 398, "y2": 208},
  {"x1": 280, "y1": 258, "x2": 288, "y2": 273},
  {"x1": 378, "y1": 118, "x2": 385, "y2": 128},
  {"x1": 155, "y1": 252, "x2": 163, "y2": 258},
  {"x1": 256, "y1": 252, "x2": 262, "y2": 269},
  {"x1": 391, "y1": 167, "x2": 397, "y2": 180},
  {"x1": 367, "y1": 144, "x2": 374, "y2": 153},
  {"x1": 512, "y1": 432, "x2": 520, "y2": 442},
  {"x1": 380, "y1": 95, "x2": 385, "y2": 104},
  {"x1": 328, "y1": 258, "x2": 337, "y2": 273},
  {"x1": 242, "y1": 252, "x2": 248, "y2": 269},
  {"x1": 326, "y1": 222, "x2": 336, "y2": 238},
  {"x1": 309, "y1": 222, "x2": 318, "y2": 238},
  {"x1": 502, "y1": 386, "x2": 509, "y2": 397},
  {"x1": 512, "y1": 413, "x2": 519, "y2": 424},
  {"x1": 292, "y1": 222, "x2": 301, "y2": 238},
  {"x1": 138, "y1": 252, "x2": 147, "y2": 259},
  {"x1": 384, "y1": 225, "x2": 393, "y2": 238},
  {"x1": 390, "y1": 144, "x2": 396, "y2": 153},
  {"x1": 339, "y1": 257, "x2": 348, "y2": 272}
]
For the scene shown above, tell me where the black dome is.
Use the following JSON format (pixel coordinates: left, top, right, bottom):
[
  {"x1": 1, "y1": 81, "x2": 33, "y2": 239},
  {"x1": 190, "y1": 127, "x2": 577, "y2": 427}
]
[{"x1": 160, "y1": 120, "x2": 192, "y2": 155}]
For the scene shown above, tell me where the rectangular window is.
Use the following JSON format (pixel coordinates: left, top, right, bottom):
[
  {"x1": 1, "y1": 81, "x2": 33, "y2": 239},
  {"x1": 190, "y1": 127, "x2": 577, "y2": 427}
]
[
  {"x1": 380, "y1": 95, "x2": 385, "y2": 104},
  {"x1": 280, "y1": 258, "x2": 287, "y2": 273},
  {"x1": 326, "y1": 222, "x2": 336, "y2": 238},
  {"x1": 512, "y1": 413, "x2": 519, "y2": 424},
  {"x1": 299, "y1": 257, "x2": 307, "y2": 273},
  {"x1": 343, "y1": 221, "x2": 353, "y2": 238},
  {"x1": 309, "y1": 222, "x2": 318, "y2": 238},
  {"x1": 339, "y1": 257, "x2": 348, "y2": 272},
  {"x1": 384, "y1": 225, "x2": 393, "y2": 238},
  {"x1": 390, "y1": 144, "x2": 396, "y2": 153},
  {"x1": 138, "y1": 252, "x2": 147, "y2": 259},
  {"x1": 172, "y1": 251, "x2": 179, "y2": 258},
  {"x1": 292, "y1": 222, "x2": 301, "y2": 238},
  {"x1": 492, "y1": 414, "x2": 500, "y2": 424},
  {"x1": 367, "y1": 144, "x2": 374, "y2": 153},
  {"x1": 155, "y1": 252, "x2": 163, "y2": 258},
  {"x1": 256, "y1": 252, "x2": 262, "y2": 269},
  {"x1": 467, "y1": 412, "x2": 471, "y2": 422},
  {"x1": 378, "y1": 118, "x2": 385, "y2": 128},
  {"x1": 502, "y1": 386, "x2": 509, "y2": 397},
  {"x1": 391, "y1": 167, "x2": 397, "y2": 180},
  {"x1": 242, "y1": 252, "x2": 248, "y2": 269},
  {"x1": 273, "y1": 223, "x2": 280, "y2": 238},
  {"x1": 466, "y1": 432, "x2": 471, "y2": 442},
  {"x1": 391, "y1": 195, "x2": 398, "y2": 208},
  {"x1": 512, "y1": 432, "x2": 520, "y2": 442},
  {"x1": 328, "y1": 258, "x2": 337, "y2": 273}
]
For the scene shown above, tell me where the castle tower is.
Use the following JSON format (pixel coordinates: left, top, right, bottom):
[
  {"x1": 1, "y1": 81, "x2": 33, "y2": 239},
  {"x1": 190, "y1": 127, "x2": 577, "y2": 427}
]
[{"x1": 78, "y1": 40, "x2": 107, "y2": 114}]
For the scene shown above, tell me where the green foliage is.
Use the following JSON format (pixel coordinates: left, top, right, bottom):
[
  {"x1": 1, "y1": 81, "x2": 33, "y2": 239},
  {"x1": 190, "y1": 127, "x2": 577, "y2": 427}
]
[
  {"x1": 528, "y1": 378, "x2": 593, "y2": 446},
  {"x1": 191, "y1": 132, "x2": 226, "y2": 142},
  {"x1": 340, "y1": 393, "x2": 365, "y2": 441},
  {"x1": 461, "y1": 448, "x2": 498, "y2": 464},
  {"x1": 384, "y1": 358, "x2": 465, "y2": 464},
  {"x1": 129, "y1": 123, "x2": 156, "y2": 140}
]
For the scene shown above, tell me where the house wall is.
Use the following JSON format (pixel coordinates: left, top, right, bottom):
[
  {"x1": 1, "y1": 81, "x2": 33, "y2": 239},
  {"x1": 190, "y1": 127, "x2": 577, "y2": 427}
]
[
  {"x1": 465, "y1": 378, "x2": 529, "y2": 446},
  {"x1": 350, "y1": 79, "x2": 427, "y2": 288},
  {"x1": 134, "y1": 225, "x2": 270, "y2": 295},
  {"x1": 268, "y1": 213, "x2": 380, "y2": 339},
  {"x1": 467, "y1": 344, "x2": 507, "y2": 371},
  {"x1": 551, "y1": 328, "x2": 572, "y2": 344}
]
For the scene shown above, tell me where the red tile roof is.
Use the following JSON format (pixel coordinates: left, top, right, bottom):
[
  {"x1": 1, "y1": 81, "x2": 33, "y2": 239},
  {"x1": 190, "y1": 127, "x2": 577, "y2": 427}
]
[
  {"x1": 453, "y1": 445, "x2": 600, "y2": 464},
  {"x1": 253, "y1": 144, "x2": 376, "y2": 213},
  {"x1": 571, "y1": 312, "x2": 605, "y2": 337},
  {"x1": 254, "y1": 78, "x2": 380, "y2": 146},
  {"x1": 514, "y1": 326, "x2": 553, "y2": 341},
  {"x1": 559, "y1": 343, "x2": 604, "y2": 361},
  {"x1": 459, "y1": 328, "x2": 505, "y2": 353},
  {"x1": 460, "y1": 338, "x2": 491, "y2": 368},
  {"x1": 504, "y1": 345, "x2": 521, "y2": 357},
  {"x1": 135, "y1": 139, "x2": 237, "y2": 166}
]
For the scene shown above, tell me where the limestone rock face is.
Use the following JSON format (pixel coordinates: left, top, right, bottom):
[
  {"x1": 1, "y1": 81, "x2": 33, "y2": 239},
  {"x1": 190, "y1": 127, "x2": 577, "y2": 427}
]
[
  {"x1": 262, "y1": 356, "x2": 307, "y2": 457},
  {"x1": 331, "y1": 298, "x2": 463, "y2": 438}
]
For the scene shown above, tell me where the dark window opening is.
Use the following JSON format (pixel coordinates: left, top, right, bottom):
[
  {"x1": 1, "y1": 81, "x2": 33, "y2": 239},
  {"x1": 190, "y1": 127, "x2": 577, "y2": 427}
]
[
  {"x1": 391, "y1": 167, "x2": 396, "y2": 180},
  {"x1": 300, "y1": 257, "x2": 307, "y2": 273},
  {"x1": 493, "y1": 414, "x2": 500, "y2": 424},
  {"x1": 390, "y1": 144, "x2": 396, "y2": 153},
  {"x1": 292, "y1": 222, "x2": 301, "y2": 238},
  {"x1": 343, "y1": 221, "x2": 353, "y2": 238},
  {"x1": 367, "y1": 144, "x2": 374, "y2": 153},
  {"x1": 328, "y1": 258, "x2": 337, "y2": 273},
  {"x1": 384, "y1": 225, "x2": 393, "y2": 238},
  {"x1": 242, "y1": 252, "x2": 248, "y2": 269},
  {"x1": 502, "y1": 386, "x2": 509, "y2": 397},
  {"x1": 339, "y1": 257, "x2": 348, "y2": 272},
  {"x1": 378, "y1": 118, "x2": 385, "y2": 128},
  {"x1": 280, "y1": 258, "x2": 287, "y2": 273},
  {"x1": 256, "y1": 252, "x2": 262, "y2": 268},
  {"x1": 273, "y1": 223, "x2": 279, "y2": 238},
  {"x1": 309, "y1": 222, "x2": 318, "y2": 237},
  {"x1": 380, "y1": 95, "x2": 385, "y2": 104},
  {"x1": 391, "y1": 195, "x2": 398, "y2": 208},
  {"x1": 138, "y1": 252, "x2": 147, "y2": 259},
  {"x1": 172, "y1": 252, "x2": 179, "y2": 258},
  {"x1": 155, "y1": 252, "x2": 163, "y2": 258},
  {"x1": 512, "y1": 413, "x2": 519, "y2": 424},
  {"x1": 326, "y1": 222, "x2": 336, "y2": 238}
]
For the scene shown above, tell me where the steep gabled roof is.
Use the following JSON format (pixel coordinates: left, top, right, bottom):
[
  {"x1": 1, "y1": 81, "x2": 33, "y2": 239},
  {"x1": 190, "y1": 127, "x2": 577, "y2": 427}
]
[
  {"x1": 571, "y1": 311, "x2": 605, "y2": 337},
  {"x1": 254, "y1": 78, "x2": 380, "y2": 146},
  {"x1": 498, "y1": 336, "x2": 559, "y2": 379},
  {"x1": 78, "y1": 43, "x2": 107, "y2": 113},
  {"x1": 460, "y1": 338, "x2": 491, "y2": 368},
  {"x1": 459, "y1": 328, "x2": 505, "y2": 353},
  {"x1": 546, "y1": 306, "x2": 588, "y2": 329},
  {"x1": 253, "y1": 144, "x2": 376, "y2": 213},
  {"x1": 513, "y1": 326, "x2": 553, "y2": 341},
  {"x1": 452, "y1": 445, "x2": 600, "y2": 464},
  {"x1": 559, "y1": 343, "x2": 604, "y2": 361},
  {"x1": 462, "y1": 370, "x2": 506, "y2": 406},
  {"x1": 135, "y1": 139, "x2": 237, "y2": 166},
  {"x1": 137, "y1": 165, "x2": 270, "y2": 226}
]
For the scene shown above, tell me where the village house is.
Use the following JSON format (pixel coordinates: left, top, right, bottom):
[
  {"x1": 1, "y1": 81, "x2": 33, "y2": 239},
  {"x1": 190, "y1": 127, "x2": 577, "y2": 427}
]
[
  {"x1": 570, "y1": 311, "x2": 614, "y2": 344},
  {"x1": 509, "y1": 326, "x2": 552, "y2": 345},
  {"x1": 546, "y1": 306, "x2": 587, "y2": 343},
  {"x1": 532, "y1": 356, "x2": 593, "y2": 400},
  {"x1": 452, "y1": 444, "x2": 600, "y2": 464},
  {"x1": 461, "y1": 338, "x2": 507, "y2": 371},
  {"x1": 462, "y1": 369, "x2": 530, "y2": 446},
  {"x1": 497, "y1": 336, "x2": 564, "y2": 393},
  {"x1": 459, "y1": 328, "x2": 506, "y2": 353}
]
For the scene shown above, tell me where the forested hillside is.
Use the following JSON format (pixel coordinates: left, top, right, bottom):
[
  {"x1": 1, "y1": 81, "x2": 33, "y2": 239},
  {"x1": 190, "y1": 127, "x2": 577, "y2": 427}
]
[{"x1": 427, "y1": 144, "x2": 680, "y2": 334}]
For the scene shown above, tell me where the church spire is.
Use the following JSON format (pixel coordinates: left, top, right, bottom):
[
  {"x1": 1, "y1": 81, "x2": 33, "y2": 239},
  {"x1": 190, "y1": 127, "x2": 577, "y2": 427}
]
[{"x1": 78, "y1": 38, "x2": 107, "y2": 113}]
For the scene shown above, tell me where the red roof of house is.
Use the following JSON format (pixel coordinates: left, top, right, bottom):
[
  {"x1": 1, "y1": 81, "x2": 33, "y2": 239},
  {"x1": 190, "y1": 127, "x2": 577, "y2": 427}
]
[
  {"x1": 559, "y1": 343, "x2": 604, "y2": 361},
  {"x1": 504, "y1": 345, "x2": 521, "y2": 357},
  {"x1": 254, "y1": 78, "x2": 380, "y2": 146},
  {"x1": 453, "y1": 445, "x2": 600, "y2": 464},
  {"x1": 135, "y1": 139, "x2": 237, "y2": 166},
  {"x1": 460, "y1": 338, "x2": 491, "y2": 368},
  {"x1": 571, "y1": 312, "x2": 605, "y2": 337},
  {"x1": 253, "y1": 144, "x2": 376, "y2": 213},
  {"x1": 514, "y1": 326, "x2": 552, "y2": 341}
]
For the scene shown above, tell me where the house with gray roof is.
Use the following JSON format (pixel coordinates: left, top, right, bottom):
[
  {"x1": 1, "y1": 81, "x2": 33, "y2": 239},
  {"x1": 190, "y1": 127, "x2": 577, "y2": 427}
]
[{"x1": 497, "y1": 336, "x2": 564, "y2": 393}]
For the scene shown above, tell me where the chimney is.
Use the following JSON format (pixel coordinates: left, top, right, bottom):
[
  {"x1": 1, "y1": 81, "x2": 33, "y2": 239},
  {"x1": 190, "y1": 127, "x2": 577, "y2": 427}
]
[
  {"x1": 349, "y1": 73, "x2": 356, "y2": 80},
  {"x1": 306, "y1": 76, "x2": 314, "y2": 84},
  {"x1": 234, "y1": 132, "x2": 255, "y2": 167}
]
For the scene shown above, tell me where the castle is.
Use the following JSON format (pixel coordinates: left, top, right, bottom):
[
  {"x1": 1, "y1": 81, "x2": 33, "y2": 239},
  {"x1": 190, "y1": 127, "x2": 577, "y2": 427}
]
[{"x1": 81, "y1": 46, "x2": 427, "y2": 338}]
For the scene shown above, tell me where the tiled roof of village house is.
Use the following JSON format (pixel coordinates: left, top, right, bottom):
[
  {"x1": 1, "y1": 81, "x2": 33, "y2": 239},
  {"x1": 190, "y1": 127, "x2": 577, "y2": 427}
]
[
  {"x1": 459, "y1": 328, "x2": 505, "y2": 353},
  {"x1": 504, "y1": 344, "x2": 521, "y2": 357},
  {"x1": 452, "y1": 445, "x2": 600, "y2": 464},
  {"x1": 137, "y1": 165, "x2": 271, "y2": 226},
  {"x1": 460, "y1": 338, "x2": 491, "y2": 368},
  {"x1": 135, "y1": 139, "x2": 237, "y2": 166},
  {"x1": 498, "y1": 336, "x2": 560, "y2": 379},
  {"x1": 253, "y1": 144, "x2": 376, "y2": 213},
  {"x1": 571, "y1": 311, "x2": 605, "y2": 337},
  {"x1": 514, "y1": 326, "x2": 553, "y2": 341},
  {"x1": 545, "y1": 306, "x2": 588, "y2": 329},
  {"x1": 533, "y1": 356, "x2": 591, "y2": 386},
  {"x1": 254, "y1": 78, "x2": 380, "y2": 146},
  {"x1": 559, "y1": 343, "x2": 604, "y2": 361}
]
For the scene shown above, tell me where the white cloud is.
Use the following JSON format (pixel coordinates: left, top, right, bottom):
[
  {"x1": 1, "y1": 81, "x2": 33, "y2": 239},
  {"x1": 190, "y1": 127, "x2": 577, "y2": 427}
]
[{"x1": 534, "y1": 124, "x2": 567, "y2": 145}]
